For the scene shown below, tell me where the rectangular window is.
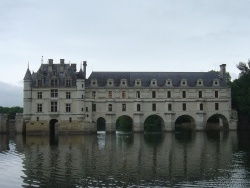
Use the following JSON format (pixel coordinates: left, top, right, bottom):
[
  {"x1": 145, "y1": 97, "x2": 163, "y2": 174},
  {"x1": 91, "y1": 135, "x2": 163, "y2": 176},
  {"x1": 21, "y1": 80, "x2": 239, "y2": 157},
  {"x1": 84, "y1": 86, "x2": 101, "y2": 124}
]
[
  {"x1": 51, "y1": 79, "x2": 58, "y2": 87},
  {"x1": 92, "y1": 104, "x2": 96, "y2": 112},
  {"x1": 215, "y1": 91, "x2": 218, "y2": 98},
  {"x1": 152, "y1": 91, "x2": 156, "y2": 98},
  {"x1": 66, "y1": 92, "x2": 71, "y2": 99},
  {"x1": 137, "y1": 104, "x2": 141, "y2": 111},
  {"x1": 122, "y1": 104, "x2": 126, "y2": 111},
  {"x1": 92, "y1": 91, "x2": 96, "y2": 98},
  {"x1": 167, "y1": 91, "x2": 171, "y2": 98},
  {"x1": 108, "y1": 104, "x2": 112, "y2": 111},
  {"x1": 215, "y1": 103, "x2": 219, "y2": 110},
  {"x1": 37, "y1": 79, "x2": 43, "y2": 87},
  {"x1": 65, "y1": 79, "x2": 71, "y2": 87},
  {"x1": 200, "y1": 103, "x2": 203, "y2": 111},
  {"x1": 86, "y1": 107, "x2": 88, "y2": 112},
  {"x1": 199, "y1": 91, "x2": 202, "y2": 98},
  {"x1": 183, "y1": 103, "x2": 186, "y2": 111},
  {"x1": 37, "y1": 117, "x2": 39, "y2": 121},
  {"x1": 37, "y1": 104, "x2": 42, "y2": 112},
  {"x1": 108, "y1": 91, "x2": 112, "y2": 98},
  {"x1": 152, "y1": 103, "x2": 156, "y2": 111},
  {"x1": 182, "y1": 91, "x2": 186, "y2": 98},
  {"x1": 136, "y1": 91, "x2": 140, "y2": 98},
  {"x1": 122, "y1": 91, "x2": 126, "y2": 98},
  {"x1": 66, "y1": 104, "x2": 71, "y2": 112},
  {"x1": 37, "y1": 92, "x2": 42, "y2": 99},
  {"x1": 51, "y1": 89, "x2": 58, "y2": 98},
  {"x1": 168, "y1": 104, "x2": 172, "y2": 111},
  {"x1": 51, "y1": 102, "x2": 58, "y2": 112}
]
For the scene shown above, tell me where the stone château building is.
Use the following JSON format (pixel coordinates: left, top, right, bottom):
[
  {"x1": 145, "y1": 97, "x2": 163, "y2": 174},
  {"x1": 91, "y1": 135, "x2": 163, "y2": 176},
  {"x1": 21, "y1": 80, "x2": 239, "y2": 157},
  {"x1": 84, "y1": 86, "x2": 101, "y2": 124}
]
[{"x1": 23, "y1": 59, "x2": 237, "y2": 134}]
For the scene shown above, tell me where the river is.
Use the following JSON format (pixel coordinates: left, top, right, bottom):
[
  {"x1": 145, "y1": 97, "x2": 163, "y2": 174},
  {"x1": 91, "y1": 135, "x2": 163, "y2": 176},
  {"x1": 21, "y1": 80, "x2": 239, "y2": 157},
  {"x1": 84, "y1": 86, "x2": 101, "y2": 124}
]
[{"x1": 1, "y1": 131, "x2": 250, "y2": 187}]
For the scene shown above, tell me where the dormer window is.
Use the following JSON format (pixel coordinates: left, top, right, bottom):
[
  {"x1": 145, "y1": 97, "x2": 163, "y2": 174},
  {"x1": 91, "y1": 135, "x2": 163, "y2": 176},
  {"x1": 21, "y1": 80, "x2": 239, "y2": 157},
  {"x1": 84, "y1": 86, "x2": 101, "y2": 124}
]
[
  {"x1": 65, "y1": 79, "x2": 72, "y2": 87},
  {"x1": 166, "y1": 79, "x2": 172, "y2": 86},
  {"x1": 196, "y1": 79, "x2": 203, "y2": 86},
  {"x1": 91, "y1": 79, "x2": 97, "y2": 86},
  {"x1": 213, "y1": 79, "x2": 219, "y2": 87},
  {"x1": 37, "y1": 79, "x2": 43, "y2": 87},
  {"x1": 120, "y1": 79, "x2": 127, "y2": 87},
  {"x1": 180, "y1": 79, "x2": 187, "y2": 86},
  {"x1": 51, "y1": 78, "x2": 58, "y2": 87},
  {"x1": 150, "y1": 79, "x2": 157, "y2": 86},
  {"x1": 107, "y1": 79, "x2": 114, "y2": 87},
  {"x1": 135, "y1": 79, "x2": 142, "y2": 87}
]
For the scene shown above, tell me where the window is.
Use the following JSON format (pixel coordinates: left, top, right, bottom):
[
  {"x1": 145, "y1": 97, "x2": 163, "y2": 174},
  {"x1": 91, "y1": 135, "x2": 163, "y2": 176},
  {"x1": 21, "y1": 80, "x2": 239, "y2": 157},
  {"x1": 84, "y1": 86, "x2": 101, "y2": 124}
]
[
  {"x1": 66, "y1": 104, "x2": 71, "y2": 112},
  {"x1": 82, "y1": 84, "x2": 84, "y2": 88},
  {"x1": 82, "y1": 95, "x2": 84, "y2": 99},
  {"x1": 86, "y1": 107, "x2": 88, "y2": 112},
  {"x1": 152, "y1": 91, "x2": 156, "y2": 98},
  {"x1": 66, "y1": 92, "x2": 71, "y2": 99},
  {"x1": 168, "y1": 104, "x2": 172, "y2": 111},
  {"x1": 182, "y1": 91, "x2": 186, "y2": 98},
  {"x1": 136, "y1": 91, "x2": 140, "y2": 98},
  {"x1": 215, "y1": 103, "x2": 219, "y2": 110},
  {"x1": 200, "y1": 103, "x2": 203, "y2": 111},
  {"x1": 167, "y1": 91, "x2": 171, "y2": 98},
  {"x1": 215, "y1": 91, "x2": 218, "y2": 98},
  {"x1": 51, "y1": 79, "x2": 58, "y2": 86},
  {"x1": 137, "y1": 104, "x2": 141, "y2": 111},
  {"x1": 108, "y1": 91, "x2": 112, "y2": 98},
  {"x1": 37, "y1": 92, "x2": 42, "y2": 99},
  {"x1": 199, "y1": 91, "x2": 202, "y2": 98},
  {"x1": 65, "y1": 79, "x2": 71, "y2": 87},
  {"x1": 108, "y1": 104, "x2": 112, "y2": 111},
  {"x1": 122, "y1": 91, "x2": 126, "y2": 98},
  {"x1": 92, "y1": 91, "x2": 96, "y2": 98},
  {"x1": 37, "y1": 117, "x2": 39, "y2": 121},
  {"x1": 51, "y1": 102, "x2": 58, "y2": 112},
  {"x1": 152, "y1": 103, "x2": 156, "y2": 111},
  {"x1": 69, "y1": 117, "x2": 72, "y2": 122},
  {"x1": 51, "y1": 89, "x2": 58, "y2": 98},
  {"x1": 37, "y1": 104, "x2": 42, "y2": 112},
  {"x1": 122, "y1": 104, "x2": 126, "y2": 111},
  {"x1": 183, "y1": 103, "x2": 186, "y2": 111},
  {"x1": 92, "y1": 104, "x2": 96, "y2": 112}
]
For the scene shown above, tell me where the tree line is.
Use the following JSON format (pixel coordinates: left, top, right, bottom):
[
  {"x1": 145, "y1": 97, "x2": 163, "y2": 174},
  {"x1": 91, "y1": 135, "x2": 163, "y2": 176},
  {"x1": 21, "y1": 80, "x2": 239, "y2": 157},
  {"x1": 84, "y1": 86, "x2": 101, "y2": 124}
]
[{"x1": 0, "y1": 106, "x2": 23, "y2": 119}]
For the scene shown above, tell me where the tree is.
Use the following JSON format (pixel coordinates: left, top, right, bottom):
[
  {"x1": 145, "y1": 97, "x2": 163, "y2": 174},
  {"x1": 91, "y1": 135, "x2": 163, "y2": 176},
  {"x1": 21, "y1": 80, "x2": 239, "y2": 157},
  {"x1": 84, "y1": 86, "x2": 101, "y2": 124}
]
[
  {"x1": 209, "y1": 70, "x2": 231, "y2": 83},
  {"x1": 0, "y1": 106, "x2": 23, "y2": 119}
]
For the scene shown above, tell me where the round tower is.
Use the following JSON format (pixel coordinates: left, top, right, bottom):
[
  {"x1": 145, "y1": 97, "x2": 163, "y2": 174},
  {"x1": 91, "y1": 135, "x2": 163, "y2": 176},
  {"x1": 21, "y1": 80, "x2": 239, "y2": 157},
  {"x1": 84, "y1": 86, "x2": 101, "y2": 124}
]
[{"x1": 23, "y1": 67, "x2": 32, "y2": 120}]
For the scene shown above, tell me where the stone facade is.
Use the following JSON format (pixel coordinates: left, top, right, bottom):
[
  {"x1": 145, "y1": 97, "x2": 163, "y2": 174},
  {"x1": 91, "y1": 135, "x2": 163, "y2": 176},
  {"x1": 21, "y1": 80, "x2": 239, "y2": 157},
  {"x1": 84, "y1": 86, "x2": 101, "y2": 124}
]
[
  {"x1": 23, "y1": 59, "x2": 237, "y2": 134},
  {"x1": 0, "y1": 114, "x2": 8, "y2": 133}
]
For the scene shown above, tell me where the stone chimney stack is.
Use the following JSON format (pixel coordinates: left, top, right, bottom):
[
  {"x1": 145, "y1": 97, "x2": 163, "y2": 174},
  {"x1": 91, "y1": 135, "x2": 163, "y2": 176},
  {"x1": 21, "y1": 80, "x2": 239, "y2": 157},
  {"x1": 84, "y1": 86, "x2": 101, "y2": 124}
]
[
  {"x1": 60, "y1": 59, "x2": 65, "y2": 72},
  {"x1": 48, "y1": 59, "x2": 53, "y2": 71},
  {"x1": 220, "y1": 64, "x2": 226, "y2": 81},
  {"x1": 83, "y1": 61, "x2": 87, "y2": 79}
]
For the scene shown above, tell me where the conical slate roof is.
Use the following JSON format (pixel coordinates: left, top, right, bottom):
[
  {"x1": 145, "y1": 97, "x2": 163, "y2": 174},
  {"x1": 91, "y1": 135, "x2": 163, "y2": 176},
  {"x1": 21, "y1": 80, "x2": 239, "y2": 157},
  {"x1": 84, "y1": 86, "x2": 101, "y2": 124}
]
[{"x1": 24, "y1": 68, "x2": 32, "y2": 80}]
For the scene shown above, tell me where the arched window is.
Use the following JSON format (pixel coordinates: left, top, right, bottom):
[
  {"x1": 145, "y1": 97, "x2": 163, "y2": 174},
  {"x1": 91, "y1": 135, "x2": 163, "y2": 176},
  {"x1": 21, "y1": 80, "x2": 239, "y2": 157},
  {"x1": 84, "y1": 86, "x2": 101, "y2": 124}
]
[
  {"x1": 108, "y1": 104, "x2": 112, "y2": 111},
  {"x1": 137, "y1": 104, "x2": 141, "y2": 111}
]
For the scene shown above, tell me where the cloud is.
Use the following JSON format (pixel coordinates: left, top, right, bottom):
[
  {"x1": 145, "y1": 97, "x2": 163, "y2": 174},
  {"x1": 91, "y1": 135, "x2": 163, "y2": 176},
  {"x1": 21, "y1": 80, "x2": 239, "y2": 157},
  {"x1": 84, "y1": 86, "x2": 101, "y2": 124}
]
[{"x1": 0, "y1": 81, "x2": 22, "y2": 107}]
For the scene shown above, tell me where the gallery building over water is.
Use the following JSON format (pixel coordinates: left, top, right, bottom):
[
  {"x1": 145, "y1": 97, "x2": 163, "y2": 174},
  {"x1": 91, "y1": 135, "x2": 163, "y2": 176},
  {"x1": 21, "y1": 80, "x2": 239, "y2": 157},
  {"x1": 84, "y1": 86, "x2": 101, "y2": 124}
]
[{"x1": 22, "y1": 59, "x2": 238, "y2": 134}]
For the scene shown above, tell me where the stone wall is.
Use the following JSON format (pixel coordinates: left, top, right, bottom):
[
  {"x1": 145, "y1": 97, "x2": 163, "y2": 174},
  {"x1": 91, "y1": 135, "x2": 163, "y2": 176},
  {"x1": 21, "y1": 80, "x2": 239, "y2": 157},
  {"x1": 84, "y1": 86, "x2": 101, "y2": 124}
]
[{"x1": 0, "y1": 114, "x2": 8, "y2": 133}]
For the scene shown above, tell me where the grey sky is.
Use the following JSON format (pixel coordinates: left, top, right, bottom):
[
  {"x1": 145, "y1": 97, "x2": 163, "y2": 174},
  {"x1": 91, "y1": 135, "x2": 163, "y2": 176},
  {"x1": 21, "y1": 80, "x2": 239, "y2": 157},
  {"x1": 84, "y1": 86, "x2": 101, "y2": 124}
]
[{"x1": 1, "y1": 0, "x2": 250, "y2": 88}]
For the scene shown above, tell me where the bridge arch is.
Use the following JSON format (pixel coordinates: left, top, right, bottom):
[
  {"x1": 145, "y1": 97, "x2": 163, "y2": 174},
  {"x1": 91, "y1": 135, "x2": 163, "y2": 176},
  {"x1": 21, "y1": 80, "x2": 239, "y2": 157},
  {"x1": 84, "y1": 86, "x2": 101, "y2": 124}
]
[
  {"x1": 97, "y1": 117, "x2": 106, "y2": 132},
  {"x1": 144, "y1": 115, "x2": 164, "y2": 133},
  {"x1": 206, "y1": 114, "x2": 229, "y2": 130},
  {"x1": 116, "y1": 115, "x2": 133, "y2": 132},
  {"x1": 175, "y1": 115, "x2": 196, "y2": 131}
]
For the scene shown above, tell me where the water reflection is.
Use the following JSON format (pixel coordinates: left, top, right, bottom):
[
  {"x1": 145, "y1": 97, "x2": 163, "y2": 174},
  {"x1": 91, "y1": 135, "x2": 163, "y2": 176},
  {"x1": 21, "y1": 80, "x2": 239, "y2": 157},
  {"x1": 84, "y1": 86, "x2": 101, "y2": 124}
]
[{"x1": 1, "y1": 131, "x2": 250, "y2": 187}]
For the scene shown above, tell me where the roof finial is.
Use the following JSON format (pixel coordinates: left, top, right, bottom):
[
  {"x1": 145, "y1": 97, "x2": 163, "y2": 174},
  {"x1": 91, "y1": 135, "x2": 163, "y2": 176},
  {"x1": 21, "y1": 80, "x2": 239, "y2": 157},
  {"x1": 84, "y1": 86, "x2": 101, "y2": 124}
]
[
  {"x1": 80, "y1": 62, "x2": 82, "y2": 70},
  {"x1": 28, "y1": 61, "x2": 29, "y2": 69},
  {"x1": 41, "y1": 56, "x2": 43, "y2": 64}
]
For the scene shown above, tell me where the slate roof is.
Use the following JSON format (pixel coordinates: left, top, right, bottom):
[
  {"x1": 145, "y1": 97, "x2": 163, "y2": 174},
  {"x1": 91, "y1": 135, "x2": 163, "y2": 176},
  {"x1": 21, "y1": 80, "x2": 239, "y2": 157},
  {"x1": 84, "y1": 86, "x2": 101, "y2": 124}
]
[{"x1": 86, "y1": 71, "x2": 228, "y2": 87}]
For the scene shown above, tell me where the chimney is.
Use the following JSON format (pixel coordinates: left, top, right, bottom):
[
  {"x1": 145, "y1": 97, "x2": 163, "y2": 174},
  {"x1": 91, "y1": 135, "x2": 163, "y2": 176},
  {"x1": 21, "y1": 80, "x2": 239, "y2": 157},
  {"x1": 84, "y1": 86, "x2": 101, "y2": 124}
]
[
  {"x1": 60, "y1": 59, "x2": 65, "y2": 65},
  {"x1": 83, "y1": 61, "x2": 87, "y2": 79},
  {"x1": 220, "y1": 64, "x2": 226, "y2": 81},
  {"x1": 71, "y1": 64, "x2": 77, "y2": 72},
  {"x1": 48, "y1": 59, "x2": 53, "y2": 65}
]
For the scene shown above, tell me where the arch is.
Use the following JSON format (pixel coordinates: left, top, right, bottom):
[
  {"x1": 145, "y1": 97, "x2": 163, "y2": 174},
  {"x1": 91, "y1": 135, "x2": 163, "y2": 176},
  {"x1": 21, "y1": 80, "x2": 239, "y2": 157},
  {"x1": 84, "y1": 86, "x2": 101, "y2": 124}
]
[
  {"x1": 116, "y1": 115, "x2": 133, "y2": 132},
  {"x1": 144, "y1": 115, "x2": 164, "y2": 133},
  {"x1": 175, "y1": 115, "x2": 196, "y2": 131},
  {"x1": 206, "y1": 114, "x2": 229, "y2": 130},
  {"x1": 97, "y1": 117, "x2": 106, "y2": 132},
  {"x1": 49, "y1": 119, "x2": 58, "y2": 136}
]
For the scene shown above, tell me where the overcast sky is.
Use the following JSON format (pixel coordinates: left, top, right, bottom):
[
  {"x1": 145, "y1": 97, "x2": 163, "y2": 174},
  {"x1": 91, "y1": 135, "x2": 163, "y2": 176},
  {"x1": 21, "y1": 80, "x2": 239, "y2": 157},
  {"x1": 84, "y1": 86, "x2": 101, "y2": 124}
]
[{"x1": 1, "y1": 0, "x2": 250, "y2": 105}]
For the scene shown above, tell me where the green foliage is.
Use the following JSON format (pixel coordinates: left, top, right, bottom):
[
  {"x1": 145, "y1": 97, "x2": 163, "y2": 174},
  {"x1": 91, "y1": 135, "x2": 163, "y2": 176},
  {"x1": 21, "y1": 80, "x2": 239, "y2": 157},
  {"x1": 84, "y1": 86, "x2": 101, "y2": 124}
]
[
  {"x1": 0, "y1": 106, "x2": 23, "y2": 119},
  {"x1": 209, "y1": 70, "x2": 231, "y2": 83},
  {"x1": 230, "y1": 59, "x2": 250, "y2": 116}
]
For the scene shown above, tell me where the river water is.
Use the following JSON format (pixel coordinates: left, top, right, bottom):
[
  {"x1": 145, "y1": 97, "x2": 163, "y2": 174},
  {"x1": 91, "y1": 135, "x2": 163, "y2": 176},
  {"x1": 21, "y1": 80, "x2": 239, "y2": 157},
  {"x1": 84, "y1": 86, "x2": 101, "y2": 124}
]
[{"x1": 1, "y1": 131, "x2": 250, "y2": 187}]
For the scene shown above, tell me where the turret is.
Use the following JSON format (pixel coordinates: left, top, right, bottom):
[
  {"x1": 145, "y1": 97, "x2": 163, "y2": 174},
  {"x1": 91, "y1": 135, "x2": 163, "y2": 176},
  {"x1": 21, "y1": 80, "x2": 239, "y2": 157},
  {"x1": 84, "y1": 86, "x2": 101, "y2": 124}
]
[{"x1": 23, "y1": 67, "x2": 32, "y2": 120}]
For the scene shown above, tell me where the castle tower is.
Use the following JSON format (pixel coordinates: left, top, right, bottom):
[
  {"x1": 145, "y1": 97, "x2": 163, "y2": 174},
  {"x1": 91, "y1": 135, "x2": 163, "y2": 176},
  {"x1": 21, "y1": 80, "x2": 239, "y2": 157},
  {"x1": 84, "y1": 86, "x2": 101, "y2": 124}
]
[
  {"x1": 76, "y1": 62, "x2": 86, "y2": 120},
  {"x1": 23, "y1": 67, "x2": 32, "y2": 120}
]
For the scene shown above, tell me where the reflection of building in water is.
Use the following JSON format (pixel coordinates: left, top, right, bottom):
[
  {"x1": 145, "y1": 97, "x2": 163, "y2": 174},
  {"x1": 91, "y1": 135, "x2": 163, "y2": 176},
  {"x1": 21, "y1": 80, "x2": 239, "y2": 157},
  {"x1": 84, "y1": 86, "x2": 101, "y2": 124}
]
[
  {"x1": 21, "y1": 59, "x2": 237, "y2": 134},
  {"x1": 19, "y1": 132, "x2": 237, "y2": 186}
]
